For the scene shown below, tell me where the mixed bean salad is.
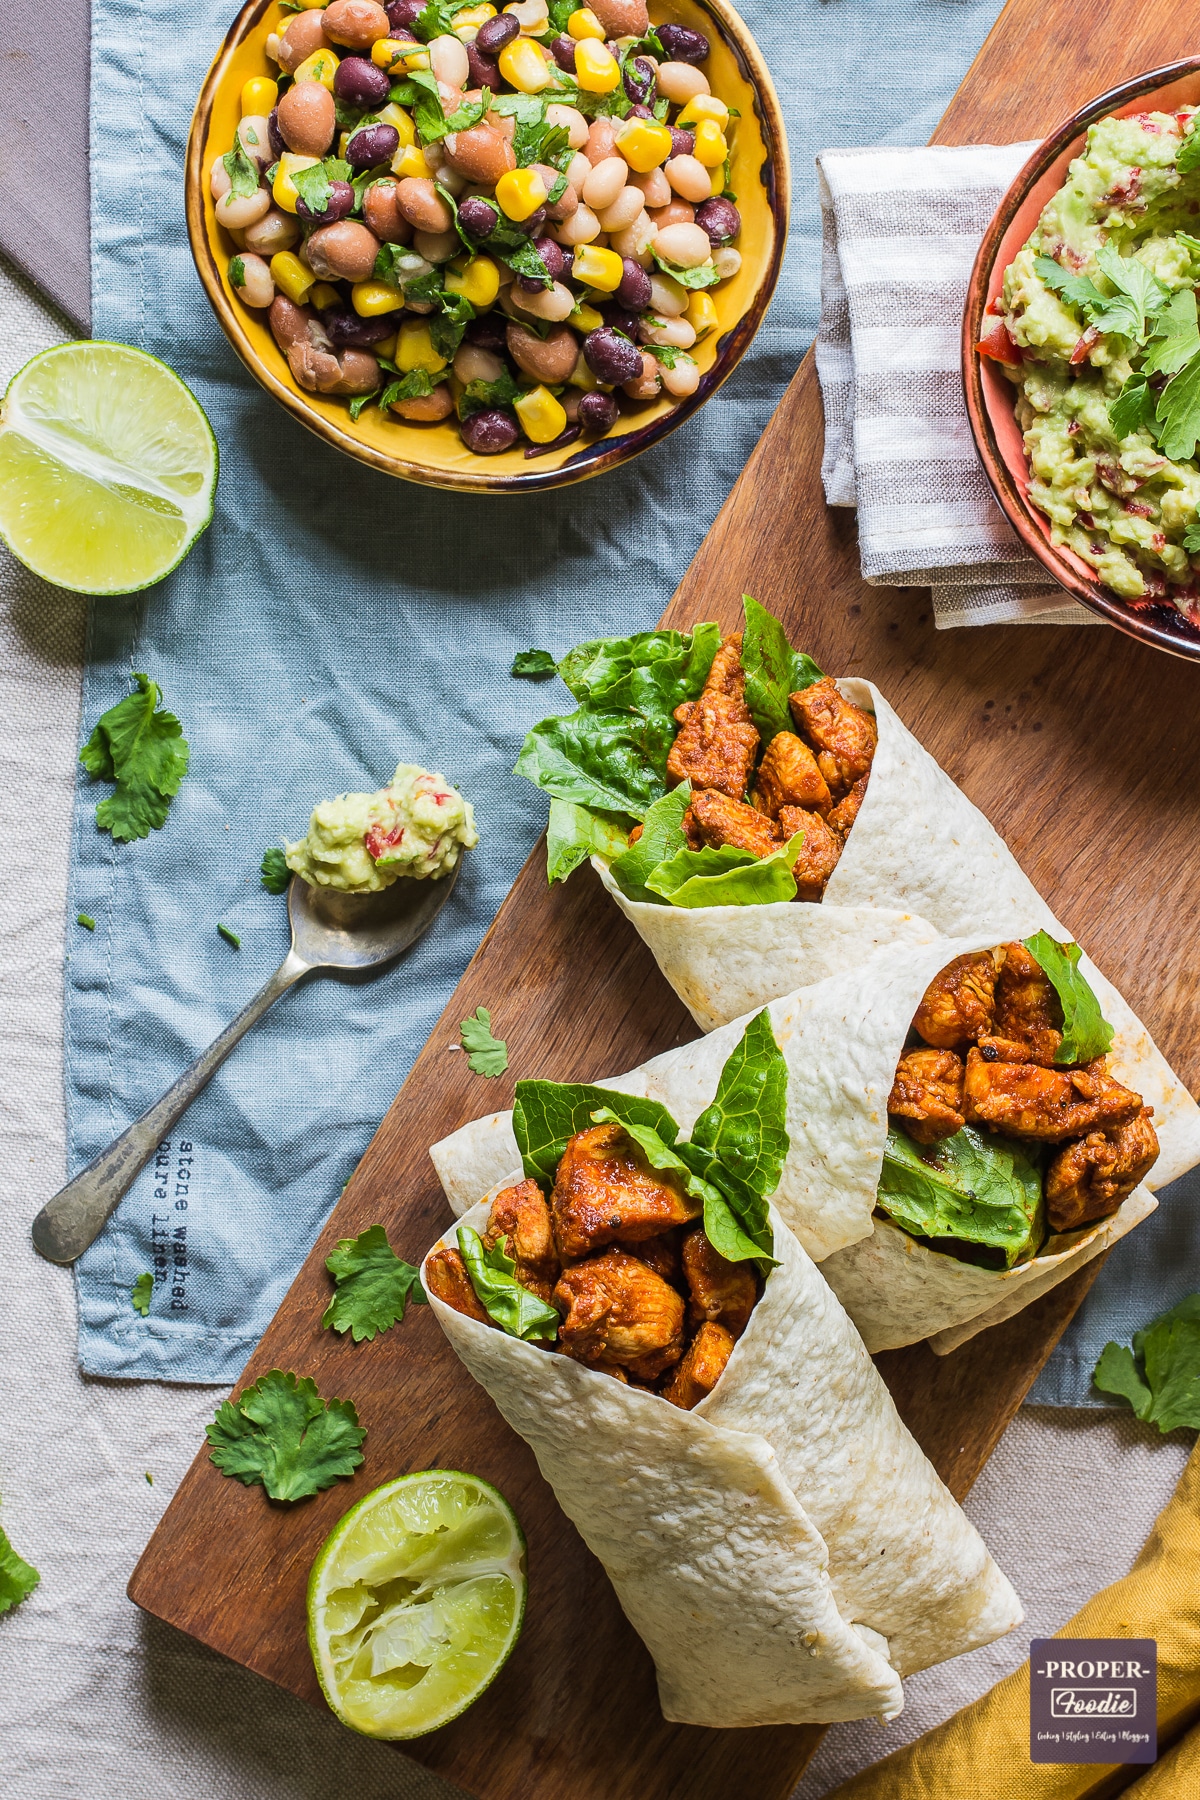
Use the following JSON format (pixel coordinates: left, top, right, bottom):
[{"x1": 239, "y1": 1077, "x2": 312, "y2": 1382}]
[{"x1": 211, "y1": 0, "x2": 749, "y2": 457}]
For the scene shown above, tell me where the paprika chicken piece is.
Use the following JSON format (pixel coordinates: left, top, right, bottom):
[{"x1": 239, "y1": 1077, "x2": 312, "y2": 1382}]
[
  {"x1": 991, "y1": 942, "x2": 1064, "y2": 1065},
  {"x1": 752, "y1": 732, "x2": 831, "y2": 818},
  {"x1": 666, "y1": 634, "x2": 760, "y2": 800},
  {"x1": 616, "y1": 1228, "x2": 681, "y2": 1286},
  {"x1": 661, "y1": 1322, "x2": 736, "y2": 1410},
  {"x1": 888, "y1": 1048, "x2": 966, "y2": 1145},
  {"x1": 483, "y1": 1177, "x2": 560, "y2": 1304},
  {"x1": 688, "y1": 789, "x2": 782, "y2": 858},
  {"x1": 1045, "y1": 1107, "x2": 1159, "y2": 1231},
  {"x1": 551, "y1": 1121, "x2": 702, "y2": 1262},
  {"x1": 778, "y1": 805, "x2": 843, "y2": 900},
  {"x1": 788, "y1": 678, "x2": 878, "y2": 797},
  {"x1": 913, "y1": 951, "x2": 998, "y2": 1048},
  {"x1": 681, "y1": 1228, "x2": 757, "y2": 1338},
  {"x1": 424, "y1": 1247, "x2": 489, "y2": 1323},
  {"x1": 554, "y1": 1251, "x2": 685, "y2": 1380},
  {"x1": 827, "y1": 774, "x2": 869, "y2": 839},
  {"x1": 962, "y1": 1049, "x2": 1143, "y2": 1142}
]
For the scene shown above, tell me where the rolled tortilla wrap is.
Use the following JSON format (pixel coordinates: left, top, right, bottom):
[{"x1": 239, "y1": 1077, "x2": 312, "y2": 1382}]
[
  {"x1": 423, "y1": 1198, "x2": 1021, "y2": 1727},
  {"x1": 430, "y1": 934, "x2": 1199, "y2": 1350}
]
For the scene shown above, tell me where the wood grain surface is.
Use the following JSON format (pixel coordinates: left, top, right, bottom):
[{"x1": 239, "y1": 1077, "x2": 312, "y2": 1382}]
[{"x1": 130, "y1": 2, "x2": 1200, "y2": 1795}]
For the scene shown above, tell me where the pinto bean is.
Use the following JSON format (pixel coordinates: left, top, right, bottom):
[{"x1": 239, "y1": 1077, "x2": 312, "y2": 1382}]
[
  {"x1": 444, "y1": 123, "x2": 516, "y2": 184},
  {"x1": 622, "y1": 348, "x2": 662, "y2": 399},
  {"x1": 363, "y1": 181, "x2": 413, "y2": 243},
  {"x1": 270, "y1": 294, "x2": 316, "y2": 351},
  {"x1": 322, "y1": 0, "x2": 390, "y2": 47},
  {"x1": 650, "y1": 199, "x2": 696, "y2": 231},
  {"x1": 506, "y1": 322, "x2": 579, "y2": 383},
  {"x1": 588, "y1": 0, "x2": 649, "y2": 35},
  {"x1": 276, "y1": 11, "x2": 331, "y2": 72},
  {"x1": 391, "y1": 383, "x2": 455, "y2": 420},
  {"x1": 530, "y1": 163, "x2": 577, "y2": 221},
  {"x1": 332, "y1": 348, "x2": 381, "y2": 393},
  {"x1": 585, "y1": 118, "x2": 619, "y2": 165},
  {"x1": 395, "y1": 176, "x2": 453, "y2": 232},
  {"x1": 304, "y1": 219, "x2": 381, "y2": 281},
  {"x1": 630, "y1": 165, "x2": 670, "y2": 208},
  {"x1": 277, "y1": 81, "x2": 336, "y2": 156}
]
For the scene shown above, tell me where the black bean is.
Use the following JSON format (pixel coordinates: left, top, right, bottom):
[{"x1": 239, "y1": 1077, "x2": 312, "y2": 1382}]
[
  {"x1": 656, "y1": 23, "x2": 709, "y2": 63},
  {"x1": 525, "y1": 423, "x2": 582, "y2": 457},
  {"x1": 267, "y1": 107, "x2": 287, "y2": 159},
  {"x1": 474, "y1": 12, "x2": 519, "y2": 54},
  {"x1": 457, "y1": 195, "x2": 498, "y2": 241},
  {"x1": 558, "y1": 248, "x2": 574, "y2": 282},
  {"x1": 334, "y1": 56, "x2": 391, "y2": 108},
  {"x1": 461, "y1": 407, "x2": 520, "y2": 453},
  {"x1": 615, "y1": 258, "x2": 652, "y2": 309},
  {"x1": 296, "y1": 180, "x2": 355, "y2": 225},
  {"x1": 465, "y1": 315, "x2": 508, "y2": 351},
  {"x1": 668, "y1": 127, "x2": 695, "y2": 158},
  {"x1": 386, "y1": 0, "x2": 423, "y2": 27},
  {"x1": 694, "y1": 197, "x2": 740, "y2": 244},
  {"x1": 600, "y1": 304, "x2": 640, "y2": 339},
  {"x1": 347, "y1": 123, "x2": 400, "y2": 170},
  {"x1": 622, "y1": 55, "x2": 656, "y2": 104},
  {"x1": 465, "y1": 43, "x2": 500, "y2": 89},
  {"x1": 578, "y1": 390, "x2": 619, "y2": 431},
  {"x1": 321, "y1": 307, "x2": 396, "y2": 348},
  {"x1": 548, "y1": 34, "x2": 576, "y2": 71},
  {"x1": 583, "y1": 326, "x2": 643, "y2": 384},
  {"x1": 522, "y1": 206, "x2": 547, "y2": 238},
  {"x1": 627, "y1": 102, "x2": 654, "y2": 119}
]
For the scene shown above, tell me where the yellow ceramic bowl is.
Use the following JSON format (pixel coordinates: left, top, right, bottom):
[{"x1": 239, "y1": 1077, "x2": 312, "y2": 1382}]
[{"x1": 186, "y1": 0, "x2": 789, "y2": 491}]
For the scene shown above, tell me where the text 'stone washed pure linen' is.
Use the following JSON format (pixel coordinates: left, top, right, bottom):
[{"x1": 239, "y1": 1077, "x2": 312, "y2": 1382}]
[{"x1": 815, "y1": 141, "x2": 1096, "y2": 625}]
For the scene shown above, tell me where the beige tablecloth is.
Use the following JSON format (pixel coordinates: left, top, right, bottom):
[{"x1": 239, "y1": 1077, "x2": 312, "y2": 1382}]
[{"x1": 0, "y1": 254, "x2": 1189, "y2": 1800}]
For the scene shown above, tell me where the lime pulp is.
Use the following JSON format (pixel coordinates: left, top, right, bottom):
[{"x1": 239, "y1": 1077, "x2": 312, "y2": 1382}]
[
  {"x1": 0, "y1": 342, "x2": 217, "y2": 595},
  {"x1": 307, "y1": 1469, "x2": 526, "y2": 1740}
]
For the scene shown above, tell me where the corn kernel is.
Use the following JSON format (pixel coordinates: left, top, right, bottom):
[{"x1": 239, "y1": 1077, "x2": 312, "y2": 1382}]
[
  {"x1": 569, "y1": 302, "x2": 605, "y2": 333},
  {"x1": 378, "y1": 102, "x2": 417, "y2": 146},
  {"x1": 692, "y1": 119, "x2": 728, "y2": 168},
  {"x1": 616, "y1": 118, "x2": 673, "y2": 172},
  {"x1": 372, "y1": 36, "x2": 429, "y2": 70},
  {"x1": 241, "y1": 76, "x2": 278, "y2": 116},
  {"x1": 497, "y1": 35, "x2": 554, "y2": 91},
  {"x1": 272, "y1": 152, "x2": 319, "y2": 213},
  {"x1": 571, "y1": 243, "x2": 623, "y2": 291},
  {"x1": 567, "y1": 351, "x2": 599, "y2": 389},
  {"x1": 453, "y1": 2, "x2": 495, "y2": 30},
  {"x1": 568, "y1": 6, "x2": 605, "y2": 38},
  {"x1": 686, "y1": 290, "x2": 719, "y2": 335},
  {"x1": 514, "y1": 384, "x2": 567, "y2": 443},
  {"x1": 397, "y1": 318, "x2": 448, "y2": 373},
  {"x1": 444, "y1": 255, "x2": 501, "y2": 307},
  {"x1": 392, "y1": 142, "x2": 429, "y2": 178},
  {"x1": 352, "y1": 280, "x2": 406, "y2": 316},
  {"x1": 709, "y1": 163, "x2": 726, "y2": 196},
  {"x1": 294, "y1": 0, "x2": 327, "y2": 10},
  {"x1": 270, "y1": 250, "x2": 315, "y2": 303},
  {"x1": 338, "y1": 131, "x2": 350, "y2": 156},
  {"x1": 374, "y1": 330, "x2": 398, "y2": 361},
  {"x1": 310, "y1": 281, "x2": 341, "y2": 310},
  {"x1": 573, "y1": 37, "x2": 620, "y2": 92},
  {"x1": 292, "y1": 47, "x2": 340, "y2": 87},
  {"x1": 495, "y1": 165, "x2": 547, "y2": 221},
  {"x1": 675, "y1": 94, "x2": 729, "y2": 129}
]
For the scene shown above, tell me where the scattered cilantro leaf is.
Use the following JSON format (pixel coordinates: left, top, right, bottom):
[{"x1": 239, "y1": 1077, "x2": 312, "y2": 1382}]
[
  {"x1": 261, "y1": 847, "x2": 291, "y2": 894},
  {"x1": 499, "y1": 238, "x2": 553, "y2": 288},
  {"x1": 378, "y1": 366, "x2": 448, "y2": 410},
  {"x1": 459, "y1": 365, "x2": 522, "y2": 420},
  {"x1": 145, "y1": 1471, "x2": 153, "y2": 1484},
  {"x1": 411, "y1": 0, "x2": 465, "y2": 41},
  {"x1": 0, "y1": 1521, "x2": 39, "y2": 1616},
  {"x1": 544, "y1": 0, "x2": 581, "y2": 32},
  {"x1": 218, "y1": 923, "x2": 241, "y2": 949},
  {"x1": 1109, "y1": 371, "x2": 1159, "y2": 439},
  {"x1": 229, "y1": 255, "x2": 246, "y2": 289},
  {"x1": 1094, "y1": 1293, "x2": 1200, "y2": 1431},
  {"x1": 512, "y1": 649, "x2": 558, "y2": 678},
  {"x1": 1183, "y1": 518, "x2": 1200, "y2": 553},
  {"x1": 322, "y1": 1224, "x2": 428, "y2": 1343},
  {"x1": 77, "y1": 913, "x2": 95, "y2": 930},
  {"x1": 404, "y1": 67, "x2": 485, "y2": 144},
  {"x1": 457, "y1": 1226, "x2": 560, "y2": 1340},
  {"x1": 131, "y1": 1272, "x2": 153, "y2": 1315},
  {"x1": 1142, "y1": 285, "x2": 1200, "y2": 378},
  {"x1": 459, "y1": 1006, "x2": 508, "y2": 1076},
  {"x1": 222, "y1": 139, "x2": 260, "y2": 199},
  {"x1": 1178, "y1": 123, "x2": 1200, "y2": 175},
  {"x1": 651, "y1": 251, "x2": 718, "y2": 289},
  {"x1": 291, "y1": 155, "x2": 352, "y2": 216},
  {"x1": 80, "y1": 673, "x2": 190, "y2": 843},
  {"x1": 1022, "y1": 932, "x2": 1113, "y2": 1065},
  {"x1": 1154, "y1": 345, "x2": 1200, "y2": 461},
  {"x1": 643, "y1": 342, "x2": 692, "y2": 369},
  {"x1": 334, "y1": 95, "x2": 367, "y2": 131},
  {"x1": 206, "y1": 1369, "x2": 366, "y2": 1502},
  {"x1": 1034, "y1": 248, "x2": 1167, "y2": 344},
  {"x1": 348, "y1": 389, "x2": 380, "y2": 421}
]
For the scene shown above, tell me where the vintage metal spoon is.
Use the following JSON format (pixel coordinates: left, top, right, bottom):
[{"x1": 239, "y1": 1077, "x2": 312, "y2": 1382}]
[{"x1": 31, "y1": 867, "x2": 459, "y2": 1265}]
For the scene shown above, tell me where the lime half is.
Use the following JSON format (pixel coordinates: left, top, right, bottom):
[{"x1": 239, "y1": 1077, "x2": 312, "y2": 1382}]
[
  {"x1": 0, "y1": 342, "x2": 217, "y2": 595},
  {"x1": 307, "y1": 1469, "x2": 526, "y2": 1740}
]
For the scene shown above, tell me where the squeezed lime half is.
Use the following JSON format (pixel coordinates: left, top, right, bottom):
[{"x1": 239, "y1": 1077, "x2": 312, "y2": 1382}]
[
  {"x1": 307, "y1": 1469, "x2": 526, "y2": 1740},
  {"x1": 0, "y1": 342, "x2": 217, "y2": 595}
]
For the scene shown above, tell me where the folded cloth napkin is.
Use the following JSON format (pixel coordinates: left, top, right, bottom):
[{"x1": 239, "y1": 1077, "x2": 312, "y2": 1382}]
[
  {"x1": 815, "y1": 142, "x2": 1098, "y2": 629},
  {"x1": 824, "y1": 1437, "x2": 1200, "y2": 1797}
]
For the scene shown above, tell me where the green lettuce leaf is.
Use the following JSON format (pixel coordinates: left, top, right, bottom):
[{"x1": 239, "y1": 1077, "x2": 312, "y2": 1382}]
[
  {"x1": 557, "y1": 624, "x2": 719, "y2": 714},
  {"x1": 514, "y1": 706, "x2": 681, "y2": 818},
  {"x1": 514, "y1": 1079, "x2": 682, "y2": 1187},
  {"x1": 79, "y1": 672, "x2": 190, "y2": 842},
  {"x1": 588, "y1": 1105, "x2": 767, "y2": 1267},
  {"x1": 606, "y1": 783, "x2": 690, "y2": 903},
  {"x1": 545, "y1": 798, "x2": 631, "y2": 884},
  {"x1": 1094, "y1": 1293, "x2": 1200, "y2": 1432},
  {"x1": 645, "y1": 832, "x2": 804, "y2": 909},
  {"x1": 1178, "y1": 125, "x2": 1200, "y2": 176},
  {"x1": 0, "y1": 1522, "x2": 39, "y2": 1615},
  {"x1": 206, "y1": 1369, "x2": 366, "y2": 1502},
  {"x1": 877, "y1": 1124, "x2": 1045, "y2": 1268},
  {"x1": 741, "y1": 594, "x2": 824, "y2": 741},
  {"x1": 322, "y1": 1224, "x2": 427, "y2": 1342},
  {"x1": 1021, "y1": 931, "x2": 1113, "y2": 1065},
  {"x1": 457, "y1": 1226, "x2": 560, "y2": 1340}
]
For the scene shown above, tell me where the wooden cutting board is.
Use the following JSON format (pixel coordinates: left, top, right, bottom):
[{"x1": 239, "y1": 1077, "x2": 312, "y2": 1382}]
[{"x1": 129, "y1": 2, "x2": 1200, "y2": 1793}]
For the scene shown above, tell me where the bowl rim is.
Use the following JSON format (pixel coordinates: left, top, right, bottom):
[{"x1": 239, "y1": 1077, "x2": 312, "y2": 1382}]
[
  {"x1": 962, "y1": 55, "x2": 1200, "y2": 659},
  {"x1": 186, "y1": 0, "x2": 790, "y2": 494}
]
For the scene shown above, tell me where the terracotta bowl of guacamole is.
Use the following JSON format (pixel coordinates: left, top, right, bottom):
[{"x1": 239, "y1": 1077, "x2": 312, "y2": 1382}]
[{"x1": 964, "y1": 58, "x2": 1200, "y2": 658}]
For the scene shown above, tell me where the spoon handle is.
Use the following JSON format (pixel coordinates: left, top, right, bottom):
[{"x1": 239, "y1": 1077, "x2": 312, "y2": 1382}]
[{"x1": 31, "y1": 948, "x2": 311, "y2": 1266}]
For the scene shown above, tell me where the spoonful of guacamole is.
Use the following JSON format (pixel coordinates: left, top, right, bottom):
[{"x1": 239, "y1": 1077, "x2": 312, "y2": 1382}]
[{"x1": 286, "y1": 764, "x2": 477, "y2": 894}]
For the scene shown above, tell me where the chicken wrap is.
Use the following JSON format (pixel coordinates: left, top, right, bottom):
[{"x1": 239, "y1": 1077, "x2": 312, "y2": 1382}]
[
  {"x1": 431, "y1": 937, "x2": 1200, "y2": 1353},
  {"x1": 422, "y1": 1015, "x2": 1021, "y2": 1728},
  {"x1": 516, "y1": 596, "x2": 1043, "y2": 1031}
]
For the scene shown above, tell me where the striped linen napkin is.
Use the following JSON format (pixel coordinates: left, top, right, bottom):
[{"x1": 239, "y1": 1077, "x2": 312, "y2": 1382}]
[{"x1": 815, "y1": 142, "x2": 1098, "y2": 628}]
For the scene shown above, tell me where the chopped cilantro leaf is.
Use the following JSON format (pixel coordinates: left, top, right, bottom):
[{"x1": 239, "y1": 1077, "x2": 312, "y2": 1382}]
[
  {"x1": 261, "y1": 847, "x2": 291, "y2": 893},
  {"x1": 1155, "y1": 346, "x2": 1200, "y2": 461},
  {"x1": 229, "y1": 255, "x2": 246, "y2": 289},
  {"x1": 291, "y1": 156, "x2": 352, "y2": 216},
  {"x1": 459, "y1": 364, "x2": 522, "y2": 419},
  {"x1": 131, "y1": 1272, "x2": 153, "y2": 1315},
  {"x1": 512, "y1": 649, "x2": 558, "y2": 678},
  {"x1": 206, "y1": 1369, "x2": 366, "y2": 1502},
  {"x1": 459, "y1": 1005, "x2": 508, "y2": 1076},
  {"x1": 1094, "y1": 1293, "x2": 1200, "y2": 1431},
  {"x1": 322, "y1": 1224, "x2": 428, "y2": 1342},
  {"x1": 644, "y1": 342, "x2": 692, "y2": 369},
  {"x1": 80, "y1": 673, "x2": 190, "y2": 843},
  {"x1": 222, "y1": 139, "x2": 260, "y2": 199},
  {"x1": 349, "y1": 389, "x2": 380, "y2": 421},
  {"x1": 0, "y1": 1521, "x2": 39, "y2": 1616},
  {"x1": 77, "y1": 913, "x2": 95, "y2": 930},
  {"x1": 651, "y1": 251, "x2": 719, "y2": 289},
  {"x1": 378, "y1": 366, "x2": 448, "y2": 410},
  {"x1": 1183, "y1": 518, "x2": 1200, "y2": 553},
  {"x1": 218, "y1": 923, "x2": 241, "y2": 949},
  {"x1": 1109, "y1": 371, "x2": 1158, "y2": 439},
  {"x1": 1178, "y1": 123, "x2": 1200, "y2": 175}
]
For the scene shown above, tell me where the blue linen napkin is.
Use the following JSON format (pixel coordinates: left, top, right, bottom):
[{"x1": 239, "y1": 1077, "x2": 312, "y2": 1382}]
[{"x1": 81, "y1": 0, "x2": 1157, "y2": 1388}]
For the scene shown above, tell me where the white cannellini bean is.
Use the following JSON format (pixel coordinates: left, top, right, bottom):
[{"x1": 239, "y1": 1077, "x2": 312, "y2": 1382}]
[
  {"x1": 210, "y1": 158, "x2": 232, "y2": 200},
  {"x1": 547, "y1": 104, "x2": 589, "y2": 150},
  {"x1": 713, "y1": 245, "x2": 742, "y2": 280},
  {"x1": 216, "y1": 186, "x2": 271, "y2": 230},
  {"x1": 243, "y1": 207, "x2": 300, "y2": 253},
  {"x1": 642, "y1": 315, "x2": 696, "y2": 348},
  {"x1": 551, "y1": 204, "x2": 601, "y2": 246},
  {"x1": 514, "y1": 280, "x2": 575, "y2": 322},
  {"x1": 429, "y1": 33, "x2": 470, "y2": 87},
  {"x1": 232, "y1": 252, "x2": 275, "y2": 308},
  {"x1": 609, "y1": 211, "x2": 656, "y2": 261},
  {"x1": 660, "y1": 353, "x2": 699, "y2": 397},
  {"x1": 504, "y1": 0, "x2": 548, "y2": 29},
  {"x1": 630, "y1": 165, "x2": 670, "y2": 208},
  {"x1": 652, "y1": 221, "x2": 711, "y2": 268},
  {"x1": 648, "y1": 271, "x2": 688, "y2": 316},
  {"x1": 663, "y1": 154, "x2": 711, "y2": 203},
  {"x1": 437, "y1": 163, "x2": 468, "y2": 195},
  {"x1": 454, "y1": 343, "x2": 505, "y2": 382},
  {"x1": 414, "y1": 228, "x2": 459, "y2": 262},
  {"x1": 565, "y1": 151, "x2": 593, "y2": 190},
  {"x1": 655, "y1": 60, "x2": 710, "y2": 104},
  {"x1": 596, "y1": 185, "x2": 645, "y2": 232},
  {"x1": 237, "y1": 115, "x2": 274, "y2": 168},
  {"x1": 581, "y1": 155, "x2": 628, "y2": 211}
]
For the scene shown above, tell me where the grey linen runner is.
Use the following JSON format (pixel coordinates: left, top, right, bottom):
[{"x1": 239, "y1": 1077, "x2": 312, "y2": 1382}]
[{"x1": 815, "y1": 142, "x2": 1097, "y2": 628}]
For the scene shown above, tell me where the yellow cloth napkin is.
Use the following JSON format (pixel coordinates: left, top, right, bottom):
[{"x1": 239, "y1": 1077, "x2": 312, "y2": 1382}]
[{"x1": 826, "y1": 1440, "x2": 1200, "y2": 1799}]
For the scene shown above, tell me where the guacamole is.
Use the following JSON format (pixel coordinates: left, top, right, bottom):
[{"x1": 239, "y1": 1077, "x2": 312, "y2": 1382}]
[
  {"x1": 286, "y1": 764, "x2": 477, "y2": 893},
  {"x1": 993, "y1": 109, "x2": 1200, "y2": 616}
]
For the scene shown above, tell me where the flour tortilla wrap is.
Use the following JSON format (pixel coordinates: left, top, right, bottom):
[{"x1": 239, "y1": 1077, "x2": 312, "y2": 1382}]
[
  {"x1": 423, "y1": 1197, "x2": 1021, "y2": 1727},
  {"x1": 430, "y1": 935, "x2": 1200, "y2": 1351},
  {"x1": 598, "y1": 680, "x2": 1052, "y2": 1032}
]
